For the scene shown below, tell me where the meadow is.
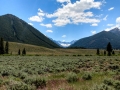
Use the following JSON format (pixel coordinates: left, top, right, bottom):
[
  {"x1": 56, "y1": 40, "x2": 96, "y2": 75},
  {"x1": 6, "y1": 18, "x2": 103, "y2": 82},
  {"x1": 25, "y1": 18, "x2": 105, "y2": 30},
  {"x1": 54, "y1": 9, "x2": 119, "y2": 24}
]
[
  {"x1": 0, "y1": 55, "x2": 120, "y2": 90},
  {"x1": 0, "y1": 42, "x2": 119, "y2": 90}
]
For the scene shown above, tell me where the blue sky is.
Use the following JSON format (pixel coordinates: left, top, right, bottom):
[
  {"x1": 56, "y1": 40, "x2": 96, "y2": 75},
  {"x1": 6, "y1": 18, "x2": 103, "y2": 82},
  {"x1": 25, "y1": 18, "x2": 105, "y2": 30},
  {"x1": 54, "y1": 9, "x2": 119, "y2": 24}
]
[{"x1": 0, "y1": 0, "x2": 120, "y2": 42}]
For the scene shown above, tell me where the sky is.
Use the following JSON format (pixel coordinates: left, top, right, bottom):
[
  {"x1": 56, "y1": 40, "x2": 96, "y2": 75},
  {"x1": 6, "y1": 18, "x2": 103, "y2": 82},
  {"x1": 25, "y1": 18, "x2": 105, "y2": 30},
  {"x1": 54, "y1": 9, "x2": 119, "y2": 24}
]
[{"x1": 0, "y1": 0, "x2": 120, "y2": 42}]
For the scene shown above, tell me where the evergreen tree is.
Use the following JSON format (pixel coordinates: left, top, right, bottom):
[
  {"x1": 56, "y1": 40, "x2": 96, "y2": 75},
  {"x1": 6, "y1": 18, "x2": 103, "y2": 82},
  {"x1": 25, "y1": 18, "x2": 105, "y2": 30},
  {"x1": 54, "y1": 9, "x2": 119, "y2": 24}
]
[
  {"x1": 106, "y1": 42, "x2": 112, "y2": 56},
  {"x1": 18, "y1": 49, "x2": 21, "y2": 55},
  {"x1": 5, "y1": 41, "x2": 9, "y2": 54},
  {"x1": 112, "y1": 51, "x2": 115, "y2": 55},
  {"x1": 104, "y1": 50, "x2": 106, "y2": 56},
  {"x1": 96, "y1": 48, "x2": 100, "y2": 55},
  {"x1": 0, "y1": 38, "x2": 4, "y2": 54},
  {"x1": 22, "y1": 48, "x2": 26, "y2": 55}
]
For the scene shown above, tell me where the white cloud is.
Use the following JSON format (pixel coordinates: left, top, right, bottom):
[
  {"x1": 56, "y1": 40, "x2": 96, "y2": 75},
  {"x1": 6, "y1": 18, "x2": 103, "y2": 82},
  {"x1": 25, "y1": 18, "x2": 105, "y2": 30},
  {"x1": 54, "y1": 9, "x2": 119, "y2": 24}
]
[
  {"x1": 108, "y1": 7, "x2": 114, "y2": 11},
  {"x1": 91, "y1": 23, "x2": 98, "y2": 26},
  {"x1": 46, "y1": 0, "x2": 102, "y2": 26},
  {"x1": 107, "y1": 24, "x2": 114, "y2": 27},
  {"x1": 105, "y1": 17, "x2": 120, "y2": 31},
  {"x1": 29, "y1": 8, "x2": 45, "y2": 22},
  {"x1": 57, "y1": 0, "x2": 70, "y2": 3},
  {"x1": 40, "y1": 23, "x2": 52, "y2": 28},
  {"x1": 62, "y1": 35, "x2": 66, "y2": 38},
  {"x1": 46, "y1": 30, "x2": 53, "y2": 33},
  {"x1": 52, "y1": 17, "x2": 71, "y2": 26},
  {"x1": 28, "y1": 23, "x2": 33, "y2": 26},
  {"x1": 28, "y1": 15, "x2": 44, "y2": 22},
  {"x1": 91, "y1": 30, "x2": 96, "y2": 35},
  {"x1": 116, "y1": 17, "x2": 120, "y2": 24},
  {"x1": 103, "y1": 15, "x2": 108, "y2": 21}
]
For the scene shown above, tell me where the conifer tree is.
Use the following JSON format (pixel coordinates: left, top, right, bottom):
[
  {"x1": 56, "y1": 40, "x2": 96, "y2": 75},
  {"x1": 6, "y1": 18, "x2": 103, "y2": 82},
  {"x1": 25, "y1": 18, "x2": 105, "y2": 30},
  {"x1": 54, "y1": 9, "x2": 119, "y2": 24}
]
[
  {"x1": 0, "y1": 38, "x2": 4, "y2": 54},
  {"x1": 104, "y1": 50, "x2": 106, "y2": 56},
  {"x1": 22, "y1": 48, "x2": 26, "y2": 55},
  {"x1": 5, "y1": 41, "x2": 9, "y2": 54},
  {"x1": 96, "y1": 48, "x2": 100, "y2": 55},
  {"x1": 106, "y1": 42, "x2": 112, "y2": 56},
  {"x1": 18, "y1": 49, "x2": 21, "y2": 55}
]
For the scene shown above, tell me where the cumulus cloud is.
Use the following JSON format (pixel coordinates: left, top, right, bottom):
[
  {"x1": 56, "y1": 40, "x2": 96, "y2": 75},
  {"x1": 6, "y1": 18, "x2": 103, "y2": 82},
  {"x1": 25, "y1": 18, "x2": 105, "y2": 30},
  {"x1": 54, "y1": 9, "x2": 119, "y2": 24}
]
[
  {"x1": 91, "y1": 23, "x2": 98, "y2": 26},
  {"x1": 46, "y1": 30, "x2": 53, "y2": 33},
  {"x1": 46, "y1": 0, "x2": 102, "y2": 26},
  {"x1": 57, "y1": 0, "x2": 70, "y2": 3},
  {"x1": 91, "y1": 30, "x2": 96, "y2": 35},
  {"x1": 40, "y1": 23, "x2": 52, "y2": 28},
  {"x1": 103, "y1": 15, "x2": 108, "y2": 21},
  {"x1": 108, "y1": 7, "x2": 114, "y2": 11},
  {"x1": 105, "y1": 17, "x2": 120, "y2": 31},
  {"x1": 28, "y1": 23, "x2": 33, "y2": 26},
  {"x1": 116, "y1": 17, "x2": 120, "y2": 24},
  {"x1": 28, "y1": 16, "x2": 44, "y2": 22},
  {"x1": 62, "y1": 35, "x2": 66, "y2": 38},
  {"x1": 29, "y1": 8, "x2": 45, "y2": 22}
]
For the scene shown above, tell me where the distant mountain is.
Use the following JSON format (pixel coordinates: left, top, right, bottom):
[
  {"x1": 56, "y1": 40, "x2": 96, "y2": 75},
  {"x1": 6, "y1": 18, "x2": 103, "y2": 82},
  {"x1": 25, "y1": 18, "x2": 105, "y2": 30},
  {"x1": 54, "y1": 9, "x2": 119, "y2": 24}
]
[
  {"x1": 70, "y1": 28, "x2": 120, "y2": 49},
  {"x1": 55, "y1": 40, "x2": 77, "y2": 47},
  {"x1": 0, "y1": 14, "x2": 60, "y2": 48}
]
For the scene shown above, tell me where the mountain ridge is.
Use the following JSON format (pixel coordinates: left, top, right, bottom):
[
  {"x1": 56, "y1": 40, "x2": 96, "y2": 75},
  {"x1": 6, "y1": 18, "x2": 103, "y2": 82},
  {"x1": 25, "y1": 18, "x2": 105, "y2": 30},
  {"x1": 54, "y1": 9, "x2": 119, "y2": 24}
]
[
  {"x1": 70, "y1": 28, "x2": 120, "y2": 49},
  {"x1": 0, "y1": 14, "x2": 60, "y2": 48}
]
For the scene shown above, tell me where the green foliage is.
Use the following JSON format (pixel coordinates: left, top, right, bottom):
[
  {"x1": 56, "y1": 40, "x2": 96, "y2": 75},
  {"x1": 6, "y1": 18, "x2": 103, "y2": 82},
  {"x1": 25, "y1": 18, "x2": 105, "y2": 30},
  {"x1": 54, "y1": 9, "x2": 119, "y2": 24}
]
[
  {"x1": 92, "y1": 84, "x2": 112, "y2": 90},
  {"x1": 82, "y1": 73, "x2": 92, "y2": 80},
  {"x1": 0, "y1": 38, "x2": 4, "y2": 54},
  {"x1": 24, "y1": 76, "x2": 46, "y2": 88},
  {"x1": 66, "y1": 72, "x2": 78, "y2": 83},
  {"x1": 5, "y1": 41, "x2": 9, "y2": 54},
  {"x1": 22, "y1": 48, "x2": 26, "y2": 55},
  {"x1": 106, "y1": 42, "x2": 112, "y2": 56},
  {"x1": 96, "y1": 48, "x2": 100, "y2": 55},
  {"x1": 18, "y1": 49, "x2": 21, "y2": 55}
]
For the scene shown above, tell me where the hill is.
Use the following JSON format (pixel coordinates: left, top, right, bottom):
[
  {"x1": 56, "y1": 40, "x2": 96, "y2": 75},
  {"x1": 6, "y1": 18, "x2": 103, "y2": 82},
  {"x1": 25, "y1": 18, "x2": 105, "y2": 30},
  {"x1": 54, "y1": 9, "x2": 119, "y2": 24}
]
[
  {"x1": 70, "y1": 28, "x2": 120, "y2": 49},
  {"x1": 0, "y1": 14, "x2": 60, "y2": 48}
]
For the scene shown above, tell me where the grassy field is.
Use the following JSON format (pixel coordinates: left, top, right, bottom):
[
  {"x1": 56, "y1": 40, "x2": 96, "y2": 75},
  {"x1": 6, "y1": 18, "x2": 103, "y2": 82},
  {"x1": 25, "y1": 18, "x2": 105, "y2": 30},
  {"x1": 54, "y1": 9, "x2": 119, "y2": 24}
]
[
  {"x1": 0, "y1": 55, "x2": 120, "y2": 90},
  {"x1": 9, "y1": 42, "x2": 120, "y2": 56},
  {"x1": 0, "y1": 42, "x2": 119, "y2": 90}
]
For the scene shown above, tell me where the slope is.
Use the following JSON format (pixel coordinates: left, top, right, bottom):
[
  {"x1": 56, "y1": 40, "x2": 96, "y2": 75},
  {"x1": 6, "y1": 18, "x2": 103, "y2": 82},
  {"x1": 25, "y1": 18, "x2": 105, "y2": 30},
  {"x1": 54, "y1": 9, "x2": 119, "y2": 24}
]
[
  {"x1": 0, "y1": 14, "x2": 60, "y2": 48},
  {"x1": 70, "y1": 28, "x2": 120, "y2": 49}
]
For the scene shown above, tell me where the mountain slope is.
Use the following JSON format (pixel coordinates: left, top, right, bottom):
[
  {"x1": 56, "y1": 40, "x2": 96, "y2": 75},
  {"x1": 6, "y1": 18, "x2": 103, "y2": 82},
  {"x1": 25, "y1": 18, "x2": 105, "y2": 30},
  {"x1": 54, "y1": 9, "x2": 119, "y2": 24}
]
[
  {"x1": 70, "y1": 28, "x2": 120, "y2": 49},
  {"x1": 0, "y1": 14, "x2": 59, "y2": 48}
]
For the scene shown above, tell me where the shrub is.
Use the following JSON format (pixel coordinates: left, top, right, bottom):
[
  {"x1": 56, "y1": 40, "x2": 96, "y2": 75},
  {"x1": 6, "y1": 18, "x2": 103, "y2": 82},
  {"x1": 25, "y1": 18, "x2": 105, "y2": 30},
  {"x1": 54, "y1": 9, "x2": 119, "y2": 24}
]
[
  {"x1": 92, "y1": 84, "x2": 113, "y2": 90},
  {"x1": 66, "y1": 72, "x2": 78, "y2": 83},
  {"x1": 82, "y1": 73, "x2": 92, "y2": 80},
  {"x1": 103, "y1": 79, "x2": 113, "y2": 86},
  {"x1": 113, "y1": 80, "x2": 120, "y2": 90},
  {"x1": 5, "y1": 80, "x2": 35, "y2": 90},
  {"x1": 24, "y1": 76, "x2": 46, "y2": 88},
  {"x1": 0, "y1": 78, "x2": 3, "y2": 86}
]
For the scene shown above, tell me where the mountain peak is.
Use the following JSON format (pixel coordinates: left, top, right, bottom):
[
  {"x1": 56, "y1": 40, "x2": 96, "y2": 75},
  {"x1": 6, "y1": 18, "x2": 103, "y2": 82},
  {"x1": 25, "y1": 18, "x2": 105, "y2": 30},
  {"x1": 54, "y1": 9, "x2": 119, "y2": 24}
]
[{"x1": 109, "y1": 27, "x2": 120, "y2": 35}]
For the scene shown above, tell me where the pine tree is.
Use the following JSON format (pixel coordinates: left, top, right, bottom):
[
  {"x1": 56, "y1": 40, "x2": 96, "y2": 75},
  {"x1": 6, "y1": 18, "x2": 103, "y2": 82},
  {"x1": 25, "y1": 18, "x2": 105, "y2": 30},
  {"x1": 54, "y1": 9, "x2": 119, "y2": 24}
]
[
  {"x1": 22, "y1": 48, "x2": 26, "y2": 55},
  {"x1": 5, "y1": 41, "x2": 9, "y2": 54},
  {"x1": 112, "y1": 51, "x2": 115, "y2": 55},
  {"x1": 106, "y1": 42, "x2": 112, "y2": 56},
  {"x1": 96, "y1": 48, "x2": 100, "y2": 55},
  {"x1": 18, "y1": 49, "x2": 21, "y2": 55},
  {"x1": 0, "y1": 38, "x2": 4, "y2": 54},
  {"x1": 104, "y1": 50, "x2": 106, "y2": 56}
]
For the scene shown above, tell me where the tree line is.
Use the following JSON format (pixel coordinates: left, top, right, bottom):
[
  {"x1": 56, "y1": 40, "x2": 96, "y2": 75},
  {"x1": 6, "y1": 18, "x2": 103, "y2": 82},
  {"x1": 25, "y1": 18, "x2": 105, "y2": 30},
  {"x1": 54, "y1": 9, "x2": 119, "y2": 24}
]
[
  {"x1": 0, "y1": 38, "x2": 26, "y2": 55},
  {"x1": 96, "y1": 42, "x2": 114, "y2": 56}
]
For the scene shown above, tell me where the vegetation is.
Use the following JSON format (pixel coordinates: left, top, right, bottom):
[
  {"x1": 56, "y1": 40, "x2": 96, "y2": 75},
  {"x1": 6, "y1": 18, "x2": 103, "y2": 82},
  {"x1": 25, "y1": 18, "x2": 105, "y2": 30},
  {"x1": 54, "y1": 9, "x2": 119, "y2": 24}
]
[
  {"x1": 0, "y1": 56, "x2": 119, "y2": 89},
  {"x1": 107, "y1": 42, "x2": 113, "y2": 56}
]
